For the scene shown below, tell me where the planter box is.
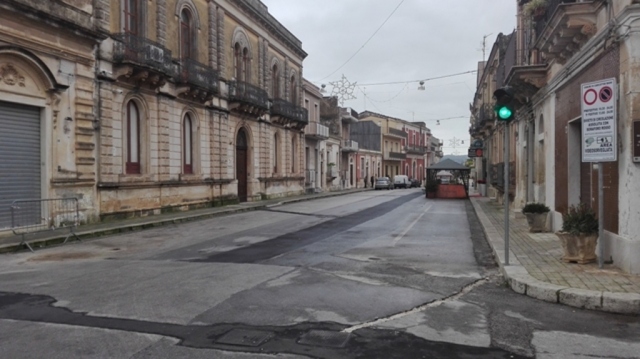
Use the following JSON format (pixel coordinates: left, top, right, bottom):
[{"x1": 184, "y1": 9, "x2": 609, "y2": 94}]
[
  {"x1": 556, "y1": 232, "x2": 598, "y2": 264},
  {"x1": 524, "y1": 212, "x2": 548, "y2": 233}
]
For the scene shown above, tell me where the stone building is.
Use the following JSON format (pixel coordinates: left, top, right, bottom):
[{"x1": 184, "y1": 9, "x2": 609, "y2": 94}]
[
  {"x1": 350, "y1": 121, "x2": 383, "y2": 187},
  {"x1": 96, "y1": 0, "x2": 308, "y2": 219},
  {"x1": 471, "y1": 0, "x2": 640, "y2": 274},
  {"x1": 320, "y1": 97, "x2": 358, "y2": 190},
  {"x1": 0, "y1": 0, "x2": 106, "y2": 228}
]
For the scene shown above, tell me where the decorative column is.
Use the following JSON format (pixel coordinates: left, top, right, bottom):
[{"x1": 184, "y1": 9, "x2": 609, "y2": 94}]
[
  {"x1": 208, "y1": 1, "x2": 218, "y2": 69},
  {"x1": 217, "y1": 7, "x2": 226, "y2": 76},
  {"x1": 157, "y1": 0, "x2": 167, "y2": 46}
]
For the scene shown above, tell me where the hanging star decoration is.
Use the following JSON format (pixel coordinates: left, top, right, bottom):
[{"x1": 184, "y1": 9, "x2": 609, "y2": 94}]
[{"x1": 329, "y1": 74, "x2": 357, "y2": 106}]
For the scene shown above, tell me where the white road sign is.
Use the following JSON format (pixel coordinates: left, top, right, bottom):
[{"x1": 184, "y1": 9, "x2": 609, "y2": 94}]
[{"x1": 581, "y1": 78, "x2": 617, "y2": 162}]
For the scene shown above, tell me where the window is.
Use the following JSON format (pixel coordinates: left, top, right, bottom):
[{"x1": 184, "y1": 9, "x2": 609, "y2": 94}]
[
  {"x1": 291, "y1": 136, "x2": 296, "y2": 173},
  {"x1": 180, "y1": 9, "x2": 192, "y2": 60},
  {"x1": 271, "y1": 64, "x2": 280, "y2": 98},
  {"x1": 183, "y1": 114, "x2": 193, "y2": 174},
  {"x1": 124, "y1": 0, "x2": 139, "y2": 35},
  {"x1": 290, "y1": 75, "x2": 297, "y2": 104},
  {"x1": 273, "y1": 133, "x2": 279, "y2": 173},
  {"x1": 234, "y1": 44, "x2": 250, "y2": 82},
  {"x1": 126, "y1": 101, "x2": 141, "y2": 174}
]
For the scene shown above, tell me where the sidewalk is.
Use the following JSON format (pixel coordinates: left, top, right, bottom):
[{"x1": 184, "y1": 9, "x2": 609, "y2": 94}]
[
  {"x1": 0, "y1": 188, "x2": 370, "y2": 254},
  {"x1": 471, "y1": 197, "x2": 640, "y2": 315}
]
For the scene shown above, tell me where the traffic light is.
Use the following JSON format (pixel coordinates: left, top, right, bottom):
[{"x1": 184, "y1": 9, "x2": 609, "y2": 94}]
[{"x1": 493, "y1": 86, "x2": 515, "y2": 122}]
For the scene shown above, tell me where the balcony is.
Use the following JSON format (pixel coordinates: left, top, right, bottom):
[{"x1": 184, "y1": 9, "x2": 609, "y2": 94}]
[
  {"x1": 341, "y1": 139, "x2": 359, "y2": 152},
  {"x1": 435, "y1": 151, "x2": 443, "y2": 158},
  {"x1": 502, "y1": 28, "x2": 548, "y2": 99},
  {"x1": 405, "y1": 145, "x2": 428, "y2": 155},
  {"x1": 228, "y1": 81, "x2": 270, "y2": 117},
  {"x1": 340, "y1": 107, "x2": 359, "y2": 123},
  {"x1": 385, "y1": 127, "x2": 408, "y2": 139},
  {"x1": 384, "y1": 151, "x2": 406, "y2": 161},
  {"x1": 175, "y1": 59, "x2": 219, "y2": 103},
  {"x1": 533, "y1": 0, "x2": 601, "y2": 65},
  {"x1": 305, "y1": 122, "x2": 329, "y2": 140},
  {"x1": 327, "y1": 165, "x2": 338, "y2": 179},
  {"x1": 112, "y1": 33, "x2": 173, "y2": 88},
  {"x1": 271, "y1": 98, "x2": 309, "y2": 130}
]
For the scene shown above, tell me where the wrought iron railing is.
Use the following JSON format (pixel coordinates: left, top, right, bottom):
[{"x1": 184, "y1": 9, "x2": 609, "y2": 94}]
[
  {"x1": 175, "y1": 59, "x2": 219, "y2": 94},
  {"x1": 490, "y1": 162, "x2": 516, "y2": 189},
  {"x1": 271, "y1": 98, "x2": 308, "y2": 125},
  {"x1": 112, "y1": 33, "x2": 174, "y2": 75},
  {"x1": 496, "y1": 31, "x2": 517, "y2": 88},
  {"x1": 388, "y1": 128, "x2": 407, "y2": 138},
  {"x1": 228, "y1": 81, "x2": 269, "y2": 110},
  {"x1": 534, "y1": 0, "x2": 577, "y2": 37},
  {"x1": 386, "y1": 151, "x2": 406, "y2": 160},
  {"x1": 405, "y1": 145, "x2": 428, "y2": 154}
]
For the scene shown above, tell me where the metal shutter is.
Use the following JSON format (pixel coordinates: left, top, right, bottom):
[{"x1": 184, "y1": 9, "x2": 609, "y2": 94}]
[{"x1": 0, "y1": 101, "x2": 41, "y2": 229}]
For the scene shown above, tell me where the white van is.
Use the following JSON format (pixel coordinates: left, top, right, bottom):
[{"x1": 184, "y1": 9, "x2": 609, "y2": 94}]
[{"x1": 393, "y1": 175, "x2": 410, "y2": 189}]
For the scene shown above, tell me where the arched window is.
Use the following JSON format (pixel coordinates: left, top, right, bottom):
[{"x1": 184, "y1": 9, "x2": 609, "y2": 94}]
[
  {"x1": 291, "y1": 136, "x2": 296, "y2": 173},
  {"x1": 126, "y1": 101, "x2": 141, "y2": 174},
  {"x1": 124, "y1": 0, "x2": 139, "y2": 35},
  {"x1": 243, "y1": 48, "x2": 250, "y2": 81},
  {"x1": 289, "y1": 75, "x2": 297, "y2": 104},
  {"x1": 273, "y1": 133, "x2": 279, "y2": 173},
  {"x1": 233, "y1": 43, "x2": 250, "y2": 81},
  {"x1": 180, "y1": 9, "x2": 193, "y2": 60},
  {"x1": 271, "y1": 64, "x2": 280, "y2": 99},
  {"x1": 183, "y1": 114, "x2": 193, "y2": 174}
]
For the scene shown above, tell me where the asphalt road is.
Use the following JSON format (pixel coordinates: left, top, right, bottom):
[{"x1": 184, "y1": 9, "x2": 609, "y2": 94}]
[{"x1": 0, "y1": 189, "x2": 638, "y2": 358}]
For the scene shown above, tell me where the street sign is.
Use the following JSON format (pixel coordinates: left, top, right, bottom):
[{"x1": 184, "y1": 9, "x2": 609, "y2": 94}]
[
  {"x1": 468, "y1": 148, "x2": 483, "y2": 158},
  {"x1": 581, "y1": 78, "x2": 617, "y2": 162}
]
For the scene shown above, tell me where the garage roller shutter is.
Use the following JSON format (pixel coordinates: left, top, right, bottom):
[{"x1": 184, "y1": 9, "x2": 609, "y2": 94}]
[{"x1": 0, "y1": 101, "x2": 41, "y2": 229}]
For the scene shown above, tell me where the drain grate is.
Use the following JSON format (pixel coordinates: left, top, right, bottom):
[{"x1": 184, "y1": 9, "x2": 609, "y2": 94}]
[
  {"x1": 297, "y1": 330, "x2": 351, "y2": 348},
  {"x1": 215, "y1": 329, "x2": 273, "y2": 347}
]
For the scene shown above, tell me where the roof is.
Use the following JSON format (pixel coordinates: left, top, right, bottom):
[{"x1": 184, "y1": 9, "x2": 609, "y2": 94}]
[{"x1": 427, "y1": 159, "x2": 470, "y2": 171}]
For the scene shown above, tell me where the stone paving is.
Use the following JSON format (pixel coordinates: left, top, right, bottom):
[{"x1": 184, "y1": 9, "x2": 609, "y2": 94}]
[{"x1": 476, "y1": 198, "x2": 640, "y2": 294}]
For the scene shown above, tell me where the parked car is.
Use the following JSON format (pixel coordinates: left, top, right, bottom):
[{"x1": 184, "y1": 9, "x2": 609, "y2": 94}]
[
  {"x1": 374, "y1": 177, "x2": 394, "y2": 190},
  {"x1": 393, "y1": 175, "x2": 410, "y2": 189},
  {"x1": 409, "y1": 178, "x2": 421, "y2": 188}
]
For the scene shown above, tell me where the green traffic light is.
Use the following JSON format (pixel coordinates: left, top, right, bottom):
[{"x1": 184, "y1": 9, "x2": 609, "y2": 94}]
[{"x1": 497, "y1": 106, "x2": 512, "y2": 120}]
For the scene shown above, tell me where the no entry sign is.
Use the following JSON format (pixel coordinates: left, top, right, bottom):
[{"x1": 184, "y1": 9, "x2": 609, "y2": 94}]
[{"x1": 581, "y1": 78, "x2": 617, "y2": 162}]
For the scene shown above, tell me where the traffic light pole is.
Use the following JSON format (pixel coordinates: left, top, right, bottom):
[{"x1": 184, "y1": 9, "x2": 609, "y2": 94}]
[{"x1": 504, "y1": 123, "x2": 510, "y2": 266}]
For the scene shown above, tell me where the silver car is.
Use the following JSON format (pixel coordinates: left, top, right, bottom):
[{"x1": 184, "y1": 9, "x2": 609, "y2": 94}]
[{"x1": 374, "y1": 177, "x2": 393, "y2": 190}]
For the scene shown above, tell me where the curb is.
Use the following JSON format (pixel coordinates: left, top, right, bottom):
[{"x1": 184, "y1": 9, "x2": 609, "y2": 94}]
[
  {"x1": 470, "y1": 198, "x2": 640, "y2": 315},
  {"x1": 0, "y1": 189, "x2": 371, "y2": 254}
]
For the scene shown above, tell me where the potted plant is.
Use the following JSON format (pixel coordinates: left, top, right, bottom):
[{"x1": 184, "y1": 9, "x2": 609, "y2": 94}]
[
  {"x1": 425, "y1": 181, "x2": 438, "y2": 199},
  {"x1": 477, "y1": 179, "x2": 487, "y2": 196},
  {"x1": 522, "y1": 202, "x2": 550, "y2": 233},
  {"x1": 524, "y1": 0, "x2": 547, "y2": 21},
  {"x1": 556, "y1": 203, "x2": 599, "y2": 264}
]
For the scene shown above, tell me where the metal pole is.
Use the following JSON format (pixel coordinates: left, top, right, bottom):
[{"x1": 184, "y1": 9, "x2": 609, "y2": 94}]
[
  {"x1": 598, "y1": 163, "x2": 604, "y2": 269},
  {"x1": 504, "y1": 123, "x2": 510, "y2": 266}
]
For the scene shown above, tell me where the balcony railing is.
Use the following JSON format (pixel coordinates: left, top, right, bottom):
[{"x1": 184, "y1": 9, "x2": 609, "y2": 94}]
[
  {"x1": 305, "y1": 169, "x2": 316, "y2": 186},
  {"x1": 112, "y1": 32, "x2": 173, "y2": 76},
  {"x1": 405, "y1": 145, "x2": 428, "y2": 155},
  {"x1": 387, "y1": 128, "x2": 408, "y2": 138},
  {"x1": 271, "y1": 98, "x2": 309, "y2": 127},
  {"x1": 341, "y1": 140, "x2": 359, "y2": 152},
  {"x1": 305, "y1": 122, "x2": 329, "y2": 139},
  {"x1": 228, "y1": 81, "x2": 269, "y2": 111},
  {"x1": 385, "y1": 151, "x2": 406, "y2": 161},
  {"x1": 175, "y1": 58, "x2": 219, "y2": 94},
  {"x1": 327, "y1": 166, "x2": 338, "y2": 179}
]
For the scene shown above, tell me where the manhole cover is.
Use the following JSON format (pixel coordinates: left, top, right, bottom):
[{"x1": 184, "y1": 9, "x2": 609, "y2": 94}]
[
  {"x1": 215, "y1": 329, "x2": 273, "y2": 347},
  {"x1": 298, "y1": 330, "x2": 350, "y2": 348}
]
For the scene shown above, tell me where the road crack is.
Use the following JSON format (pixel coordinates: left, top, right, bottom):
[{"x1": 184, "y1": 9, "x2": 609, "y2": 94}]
[{"x1": 342, "y1": 277, "x2": 490, "y2": 333}]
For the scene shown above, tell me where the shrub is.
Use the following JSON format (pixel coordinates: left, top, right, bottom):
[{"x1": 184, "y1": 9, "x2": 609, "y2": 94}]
[
  {"x1": 561, "y1": 203, "x2": 598, "y2": 235},
  {"x1": 522, "y1": 202, "x2": 550, "y2": 214},
  {"x1": 425, "y1": 181, "x2": 438, "y2": 193}
]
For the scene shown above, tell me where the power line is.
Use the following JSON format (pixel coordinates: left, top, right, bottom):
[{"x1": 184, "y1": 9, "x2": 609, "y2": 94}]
[
  {"x1": 319, "y1": 0, "x2": 405, "y2": 81},
  {"x1": 358, "y1": 70, "x2": 478, "y2": 86}
]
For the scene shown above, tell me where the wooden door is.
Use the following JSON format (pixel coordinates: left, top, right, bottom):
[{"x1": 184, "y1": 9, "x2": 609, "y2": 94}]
[{"x1": 236, "y1": 130, "x2": 248, "y2": 202}]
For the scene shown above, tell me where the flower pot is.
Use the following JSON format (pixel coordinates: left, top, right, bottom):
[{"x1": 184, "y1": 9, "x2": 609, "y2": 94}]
[
  {"x1": 524, "y1": 212, "x2": 547, "y2": 233},
  {"x1": 556, "y1": 232, "x2": 598, "y2": 264}
]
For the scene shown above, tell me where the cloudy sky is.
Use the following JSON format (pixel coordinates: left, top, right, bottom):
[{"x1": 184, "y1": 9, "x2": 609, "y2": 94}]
[{"x1": 261, "y1": 0, "x2": 517, "y2": 154}]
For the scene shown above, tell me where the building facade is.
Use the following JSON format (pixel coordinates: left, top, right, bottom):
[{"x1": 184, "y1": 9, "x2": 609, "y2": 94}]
[
  {"x1": 0, "y1": 0, "x2": 309, "y2": 227},
  {"x1": 471, "y1": 0, "x2": 640, "y2": 274},
  {"x1": 302, "y1": 79, "x2": 329, "y2": 193},
  {"x1": 0, "y1": 0, "x2": 105, "y2": 228},
  {"x1": 351, "y1": 120, "x2": 383, "y2": 187},
  {"x1": 96, "y1": 0, "x2": 308, "y2": 219},
  {"x1": 320, "y1": 97, "x2": 358, "y2": 190}
]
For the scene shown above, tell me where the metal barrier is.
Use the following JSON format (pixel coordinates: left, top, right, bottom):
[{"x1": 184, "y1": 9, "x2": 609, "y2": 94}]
[{"x1": 11, "y1": 198, "x2": 81, "y2": 252}]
